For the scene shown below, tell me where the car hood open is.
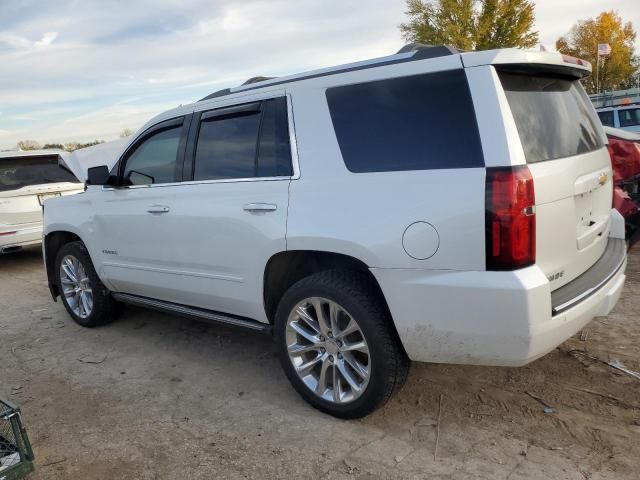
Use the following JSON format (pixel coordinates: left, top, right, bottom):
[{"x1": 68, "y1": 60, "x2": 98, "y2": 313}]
[{"x1": 60, "y1": 138, "x2": 129, "y2": 182}]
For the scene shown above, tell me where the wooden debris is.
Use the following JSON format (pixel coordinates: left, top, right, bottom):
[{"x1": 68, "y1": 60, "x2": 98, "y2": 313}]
[{"x1": 434, "y1": 394, "x2": 444, "y2": 461}]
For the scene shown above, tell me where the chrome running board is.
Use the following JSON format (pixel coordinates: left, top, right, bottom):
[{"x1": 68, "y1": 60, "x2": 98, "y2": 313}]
[{"x1": 112, "y1": 292, "x2": 272, "y2": 334}]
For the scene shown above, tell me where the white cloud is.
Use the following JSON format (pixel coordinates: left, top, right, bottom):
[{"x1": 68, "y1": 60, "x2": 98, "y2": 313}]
[
  {"x1": 0, "y1": 0, "x2": 638, "y2": 150},
  {"x1": 35, "y1": 31, "x2": 58, "y2": 46}
]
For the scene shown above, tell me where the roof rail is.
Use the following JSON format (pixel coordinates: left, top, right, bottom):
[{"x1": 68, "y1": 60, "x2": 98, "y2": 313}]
[
  {"x1": 199, "y1": 43, "x2": 457, "y2": 102},
  {"x1": 242, "y1": 76, "x2": 275, "y2": 85}
]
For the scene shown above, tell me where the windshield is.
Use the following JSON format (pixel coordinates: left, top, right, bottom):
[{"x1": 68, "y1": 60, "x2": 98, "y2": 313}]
[
  {"x1": 0, "y1": 155, "x2": 79, "y2": 192},
  {"x1": 498, "y1": 71, "x2": 604, "y2": 163}
]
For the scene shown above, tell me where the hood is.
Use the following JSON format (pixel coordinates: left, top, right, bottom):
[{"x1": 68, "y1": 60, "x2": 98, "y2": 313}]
[{"x1": 61, "y1": 138, "x2": 129, "y2": 182}]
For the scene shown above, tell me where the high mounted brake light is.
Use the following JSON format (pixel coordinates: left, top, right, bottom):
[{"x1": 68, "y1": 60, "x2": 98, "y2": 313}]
[
  {"x1": 485, "y1": 166, "x2": 536, "y2": 270},
  {"x1": 561, "y1": 54, "x2": 591, "y2": 69}
]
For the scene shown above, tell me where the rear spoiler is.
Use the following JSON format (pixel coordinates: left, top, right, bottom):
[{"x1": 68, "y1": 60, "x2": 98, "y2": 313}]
[{"x1": 461, "y1": 49, "x2": 592, "y2": 79}]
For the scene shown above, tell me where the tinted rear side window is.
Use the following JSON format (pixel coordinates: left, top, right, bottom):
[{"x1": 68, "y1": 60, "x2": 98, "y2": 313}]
[
  {"x1": 326, "y1": 70, "x2": 484, "y2": 173},
  {"x1": 194, "y1": 98, "x2": 292, "y2": 180},
  {"x1": 597, "y1": 110, "x2": 614, "y2": 127},
  {"x1": 498, "y1": 72, "x2": 603, "y2": 163},
  {"x1": 257, "y1": 97, "x2": 293, "y2": 177},
  {"x1": 195, "y1": 112, "x2": 261, "y2": 180},
  {"x1": 0, "y1": 155, "x2": 78, "y2": 192}
]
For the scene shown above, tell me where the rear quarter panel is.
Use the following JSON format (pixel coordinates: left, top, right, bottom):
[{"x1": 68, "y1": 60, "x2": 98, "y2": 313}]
[{"x1": 286, "y1": 59, "x2": 486, "y2": 270}]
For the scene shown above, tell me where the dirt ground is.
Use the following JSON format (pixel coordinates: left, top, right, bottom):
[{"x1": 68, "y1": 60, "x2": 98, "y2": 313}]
[{"x1": 1, "y1": 246, "x2": 639, "y2": 479}]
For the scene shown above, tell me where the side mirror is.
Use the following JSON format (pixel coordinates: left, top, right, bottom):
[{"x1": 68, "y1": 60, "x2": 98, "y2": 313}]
[{"x1": 86, "y1": 165, "x2": 111, "y2": 186}]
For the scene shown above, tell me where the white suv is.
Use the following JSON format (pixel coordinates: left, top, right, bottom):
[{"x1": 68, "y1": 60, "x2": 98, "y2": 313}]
[
  {"x1": 1, "y1": 150, "x2": 82, "y2": 254},
  {"x1": 43, "y1": 44, "x2": 627, "y2": 418}
]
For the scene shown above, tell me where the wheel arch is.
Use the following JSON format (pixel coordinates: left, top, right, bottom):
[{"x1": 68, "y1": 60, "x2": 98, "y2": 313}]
[
  {"x1": 44, "y1": 230, "x2": 87, "y2": 300},
  {"x1": 263, "y1": 250, "x2": 403, "y2": 352}
]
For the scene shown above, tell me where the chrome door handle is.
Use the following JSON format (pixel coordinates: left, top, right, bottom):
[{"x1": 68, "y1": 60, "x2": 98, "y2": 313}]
[
  {"x1": 147, "y1": 205, "x2": 170, "y2": 214},
  {"x1": 243, "y1": 203, "x2": 277, "y2": 212}
]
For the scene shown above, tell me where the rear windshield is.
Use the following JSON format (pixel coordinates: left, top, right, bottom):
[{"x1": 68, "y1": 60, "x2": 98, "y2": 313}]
[
  {"x1": 0, "y1": 155, "x2": 78, "y2": 192},
  {"x1": 326, "y1": 70, "x2": 484, "y2": 172},
  {"x1": 498, "y1": 72, "x2": 604, "y2": 163}
]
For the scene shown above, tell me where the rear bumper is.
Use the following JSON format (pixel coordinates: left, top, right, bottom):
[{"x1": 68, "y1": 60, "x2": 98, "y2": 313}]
[
  {"x1": 0, "y1": 223, "x2": 42, "y2": 252},
  {"x1": 372, "y1": 240, "x2": 626, "y2": 367}
]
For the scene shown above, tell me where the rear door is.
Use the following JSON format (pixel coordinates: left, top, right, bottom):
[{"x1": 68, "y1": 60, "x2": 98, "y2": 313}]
[
  {"x1": 164, "y1": 95, "x2": 293, "y2": 322},
  {"x1": 497, "y1": 69, "x2": 612, "y2": 289}
]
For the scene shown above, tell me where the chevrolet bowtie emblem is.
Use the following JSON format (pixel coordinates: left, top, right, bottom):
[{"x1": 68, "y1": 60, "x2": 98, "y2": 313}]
[{"x1": 598, "y1": 173, "x2": 608, "y2": 186}]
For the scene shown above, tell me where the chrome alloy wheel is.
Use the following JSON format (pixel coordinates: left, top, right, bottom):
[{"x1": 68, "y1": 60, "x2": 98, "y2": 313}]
[
  {"x1": 60, "y1": 254, "x2": 93, "y2": 319},
  {"x1": 286, "y1": 297, "x2": 371, "y2": 404}
]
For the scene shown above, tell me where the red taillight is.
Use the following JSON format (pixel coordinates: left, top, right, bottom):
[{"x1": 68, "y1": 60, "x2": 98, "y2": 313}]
[
  {"x1": 0, "y1": 231, "x2": 17, "y2": 236},
  {"x1": 485, "y1": 166, "x2": 536, "y2": 270}
]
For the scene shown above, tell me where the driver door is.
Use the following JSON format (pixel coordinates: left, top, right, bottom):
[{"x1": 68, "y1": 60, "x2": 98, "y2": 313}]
[{"x1": 92, "y1": 115, "x2": 192, "y2": 299}]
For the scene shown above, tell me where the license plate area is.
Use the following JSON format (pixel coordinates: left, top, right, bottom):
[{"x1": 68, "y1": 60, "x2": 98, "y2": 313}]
[
  {"x1": 575, "y1": 191, "x2": 594, "y2": 229},
  {"x1": 37, "y1": 192, "x2": 61, "y2": 206}
]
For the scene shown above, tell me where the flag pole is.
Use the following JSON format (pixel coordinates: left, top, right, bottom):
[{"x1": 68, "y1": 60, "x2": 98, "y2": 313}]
[{"x1": 596, "y1": 47, "x2": 600, "y2": 96}]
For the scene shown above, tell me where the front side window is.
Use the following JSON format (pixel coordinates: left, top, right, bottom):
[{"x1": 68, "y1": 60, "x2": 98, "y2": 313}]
[
  {"x1": 498, "y1": 72, "x2": 603, "y2": 163},
  {"x1": 326, "y1": 70, "x2": 484, "y2": 173},
  {"x1": 194, "y1": 97, "x2": 292, "y2": 181},
  {"x1": 619, "y1": 108, "x2": 640, "y2": 128},
  {"x1": 597, "y1": 110, "x2": 614, "y2": 127},
  {"x1": 122, "y1": 125, "x2": 182, "y2": 185}
]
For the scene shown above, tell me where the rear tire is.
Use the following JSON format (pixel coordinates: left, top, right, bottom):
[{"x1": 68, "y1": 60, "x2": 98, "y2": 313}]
[
  {"x1": 275, "y1": 270, "x2": 409, "y2": 419},
  {"x1": 55, "y1": 241, "x2": 120, "y2": 327}
]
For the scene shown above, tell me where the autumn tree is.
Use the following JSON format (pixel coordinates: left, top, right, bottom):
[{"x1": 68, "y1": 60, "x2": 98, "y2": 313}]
[
  {"x1": 17, "y1": 140, "x2": 40, "y2": 151},
  {"x1": 556, "y1": 11, "x2": 638, "y2": 94},
  {"x1": 399, "y1": 0, "x2": 538, "y2": 51}
]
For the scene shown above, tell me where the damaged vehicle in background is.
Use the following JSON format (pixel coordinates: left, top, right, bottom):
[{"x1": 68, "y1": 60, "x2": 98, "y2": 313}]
[
  {"x1": 605, "y1": 126, "x2": 640, "y2": 246},
  {"x1": 0, "y1": 151, "x2": 82, "y2": 254}
]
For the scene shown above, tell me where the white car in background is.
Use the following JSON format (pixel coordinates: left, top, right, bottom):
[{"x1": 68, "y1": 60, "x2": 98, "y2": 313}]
[{"x1": 0, "y1": 150, "x2": 82, "y2": 254}]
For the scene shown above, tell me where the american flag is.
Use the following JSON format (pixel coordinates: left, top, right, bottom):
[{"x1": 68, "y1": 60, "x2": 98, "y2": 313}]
[{"x1": 598, "y1": 43, "x2": 612, "y2": 56}]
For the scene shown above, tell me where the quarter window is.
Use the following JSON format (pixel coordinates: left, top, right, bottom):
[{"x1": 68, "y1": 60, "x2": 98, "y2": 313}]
[
  {"x1": 326, "y1": 70, "x2": 484, "y2": 173},
  {"x1": 194, "y1": 97, "x2": 292, "y2": 180},
  {"x1": 122, "y1": 125, "x2": 182, "y2": 185}
]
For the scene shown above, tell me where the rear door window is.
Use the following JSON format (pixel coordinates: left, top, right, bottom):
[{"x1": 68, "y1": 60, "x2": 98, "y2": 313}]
[
  {"x1": 326, "y1": 70, "x2": 484, "y2": 173},
  {"x1": 619, "y1": 108, "x2": 640, "y2": 128},
  {"x1": 498, "y1": 72, "x2": 603, "y2": 163},
  {"x1": 0, "y1": 155, "x2": 78, "y2": 192},
  {"x1": 193, "y1": 97, "x2": 292, "y2": 180}
]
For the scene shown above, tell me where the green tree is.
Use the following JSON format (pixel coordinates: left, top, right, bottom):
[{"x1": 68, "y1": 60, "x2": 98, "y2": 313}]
[
  {"x1": 556, "y1": 11, "x2": 638, "y2": 94},
  {"x1": 64, "y1": 140, "x2": 104, "y2": 152},
  {"x1": 399, "y1": 0, "x2": 538, "y2": 51}
]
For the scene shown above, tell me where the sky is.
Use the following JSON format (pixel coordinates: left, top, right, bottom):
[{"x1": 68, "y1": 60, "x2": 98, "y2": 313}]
[{"x1": 1, "y1": 0, "x2": 639, "y2": 150}]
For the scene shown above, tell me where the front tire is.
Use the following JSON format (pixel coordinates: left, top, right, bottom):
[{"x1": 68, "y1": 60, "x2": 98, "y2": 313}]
[
  {"x1": 55, "y1": 241, "x2": 120, "y2": 327},
  {"x1": 275, "y1": 270, "x2": 409, "y2": 419}
]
